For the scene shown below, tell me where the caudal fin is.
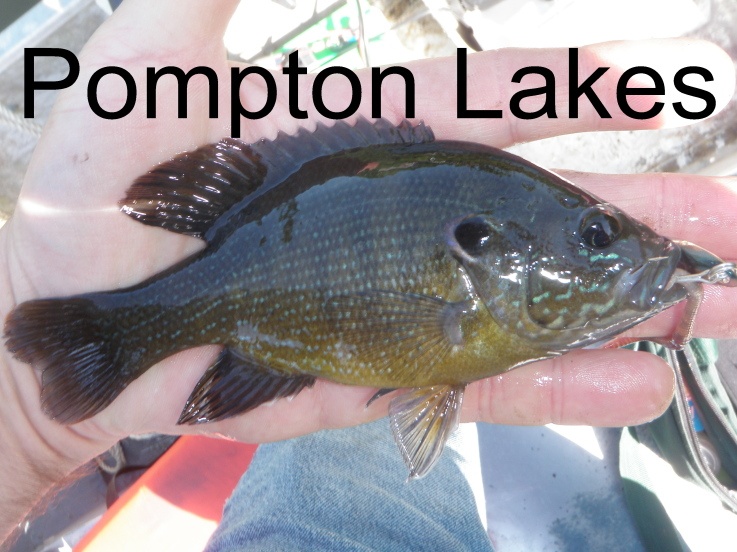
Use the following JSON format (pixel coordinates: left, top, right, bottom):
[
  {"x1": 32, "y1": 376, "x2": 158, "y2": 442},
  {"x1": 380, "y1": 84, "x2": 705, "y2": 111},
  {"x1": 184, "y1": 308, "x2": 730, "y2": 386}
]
[{"x1": 4, "y1": 298, "x2": 133, "y2": 424}]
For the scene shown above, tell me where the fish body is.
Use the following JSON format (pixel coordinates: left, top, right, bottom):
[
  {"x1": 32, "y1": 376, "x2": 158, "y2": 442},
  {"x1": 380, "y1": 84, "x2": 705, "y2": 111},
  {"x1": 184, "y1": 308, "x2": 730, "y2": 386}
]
[
  {"x1": 93, "y1": 142, "x2": 559, "y2": 387},
  {"x1": 4, "y1": 119, "x2": 720, "y2": 477}
]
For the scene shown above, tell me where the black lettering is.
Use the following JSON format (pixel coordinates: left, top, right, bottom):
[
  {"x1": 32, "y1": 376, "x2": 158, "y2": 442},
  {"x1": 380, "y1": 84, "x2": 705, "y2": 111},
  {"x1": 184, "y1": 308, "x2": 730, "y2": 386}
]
[
  {"x1": 230, "y1": 66, "x2": 277, "y2": 138},
  {"x1": 509, "y1": 67, "x2": 557, "y2": 120},
  {"x1": 457, "y1": 48, "x2": 501, "y2": 118},
  {"x1": 615, "y1": 67, "x2": 664, "y2": 120},
  {"x1": 87, "y1": 67, "x2": 136, "y2": 120},
  {"x1": 146, "y1": 66, "x2": 218, "y2": 118},
  {"x1": 312, "y1": 67, "x2": 361, "y2": 120},
  {"x1": 673, "y1": 66, "x2": 716, "y2": 120},
  {"x1": 371, "y1": 66, "x2": 415, "y2": 118},
  {"x1": 24, "y1": 47, "x2": 80, "y2": 118},
  {"x1": 282, "y1": 51, "x2": 308, "y2": 119},
  {"x1": 568, "y1": 48, "x2": 610, "y2": 118}
]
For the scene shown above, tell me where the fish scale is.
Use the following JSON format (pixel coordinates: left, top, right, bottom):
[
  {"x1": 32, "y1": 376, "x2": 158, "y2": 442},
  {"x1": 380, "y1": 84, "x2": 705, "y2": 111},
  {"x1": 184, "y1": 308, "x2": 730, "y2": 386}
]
[{"x1": 5, "y1": 118, "x2": 731, "y2": 478}]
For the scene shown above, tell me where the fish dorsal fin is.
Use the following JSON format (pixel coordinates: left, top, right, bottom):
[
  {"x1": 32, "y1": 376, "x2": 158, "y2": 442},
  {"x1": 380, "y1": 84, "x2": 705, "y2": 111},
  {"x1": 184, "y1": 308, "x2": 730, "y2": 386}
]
[
  {"x1": 390, "y1": 385, "x2": 465, "y2": 479},
  {"x1": 120, "y1": 118, "x2": 434, "y2": 241},
  {"x1": 251, "y1": 117, "x2": 434, "y2": 193},
  {"x1": 121, "y1": 138, "x2": 266, "y2": 239}
]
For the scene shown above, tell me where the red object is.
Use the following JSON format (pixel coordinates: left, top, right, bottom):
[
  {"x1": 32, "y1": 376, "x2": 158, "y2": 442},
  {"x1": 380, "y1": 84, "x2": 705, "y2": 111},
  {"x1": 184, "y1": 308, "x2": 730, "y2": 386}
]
[{"x1": 76, "y1": 435, "x2": 257, "y2": 552}]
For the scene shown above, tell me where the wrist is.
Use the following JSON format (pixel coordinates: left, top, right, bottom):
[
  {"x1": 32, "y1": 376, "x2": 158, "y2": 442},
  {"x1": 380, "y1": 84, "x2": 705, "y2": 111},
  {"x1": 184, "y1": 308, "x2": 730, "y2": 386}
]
[
  {"x1": 0, "y1": 228, "x2": 106, "y2": 544},
  {"x1": 0, "y1": 351, "x2": 85, "y2": 545}
]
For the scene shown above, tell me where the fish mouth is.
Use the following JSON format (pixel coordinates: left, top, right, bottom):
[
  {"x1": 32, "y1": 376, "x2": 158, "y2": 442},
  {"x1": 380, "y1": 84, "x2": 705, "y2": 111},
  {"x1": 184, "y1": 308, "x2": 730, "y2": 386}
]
[
  {"x1": 623, "y1": 242, "x2": 688, "y2": 312},
  {"x1": 626, "y1": 240, "x2": 731, "y2": 313},
  {"x1": 664, "y1": 240, "x2": 737, "y2": 294}
]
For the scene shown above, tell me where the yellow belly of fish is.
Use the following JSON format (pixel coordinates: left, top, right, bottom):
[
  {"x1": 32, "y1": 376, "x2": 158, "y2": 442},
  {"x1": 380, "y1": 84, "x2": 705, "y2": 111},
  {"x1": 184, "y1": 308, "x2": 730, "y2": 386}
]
[{"x1": 235, "y1": 303, "x2": 548, "y2": 388}]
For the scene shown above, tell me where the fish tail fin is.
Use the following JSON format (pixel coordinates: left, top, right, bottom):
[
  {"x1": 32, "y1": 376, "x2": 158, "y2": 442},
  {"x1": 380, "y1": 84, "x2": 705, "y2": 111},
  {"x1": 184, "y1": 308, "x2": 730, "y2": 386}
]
[{"x1": 4, "y1": 297, "x2": 134, "y2": 424}]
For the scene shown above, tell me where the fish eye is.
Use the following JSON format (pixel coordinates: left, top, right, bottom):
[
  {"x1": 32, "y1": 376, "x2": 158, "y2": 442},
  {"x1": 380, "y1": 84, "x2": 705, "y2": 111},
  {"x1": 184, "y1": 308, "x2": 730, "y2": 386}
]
[
  {"x1": 579, "y1": 209, "x2": 622, "y2": 249},
  {"x1": 454, "y1": 217, "x2": 493, "y2": 257}
]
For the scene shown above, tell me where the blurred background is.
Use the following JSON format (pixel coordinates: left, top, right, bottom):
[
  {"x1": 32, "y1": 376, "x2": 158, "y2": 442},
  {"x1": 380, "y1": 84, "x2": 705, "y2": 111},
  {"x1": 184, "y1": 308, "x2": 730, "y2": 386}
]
[{"x1": 1, "y1": 1, "x2": 736, "y2": 550}]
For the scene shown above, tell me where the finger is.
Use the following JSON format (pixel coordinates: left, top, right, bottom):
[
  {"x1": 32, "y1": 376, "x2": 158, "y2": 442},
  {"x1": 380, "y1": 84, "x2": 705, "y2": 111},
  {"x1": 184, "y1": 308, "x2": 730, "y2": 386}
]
[
  {"x1": 463, "y1": 348, "x2": 675, "y2": 426},
  {"x1": 98, "y1": 0, "x2": 239, "y2": 56},
  {"x1": 191, "y1": 381, "x2": 386, "y2": 444},
  {"x1": 241, "y1": 38, "x2": 734, "y2": 144},
  {"x1": 92, "y1": 347, "x2": 673, "y2": 441},
  {"x1": 374, "y1": 39, "x2": 735, "y2": 147},
  {"x1": 558, "y1": 173, "x2": 737, "y2": 259},
  {"x1": 617, "y1": 285, "x2": 737, "y2": 341}
]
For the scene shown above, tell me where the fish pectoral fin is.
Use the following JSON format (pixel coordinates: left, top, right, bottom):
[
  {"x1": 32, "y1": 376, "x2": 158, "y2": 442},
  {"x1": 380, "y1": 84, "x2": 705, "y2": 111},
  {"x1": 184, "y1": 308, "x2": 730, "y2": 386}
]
[
  {"x1": 326, "y1": 291, "x2": 470, "y2": 379},
  {"x1": 177, "y1": 347, "x2": 315, "y2": 424},
  {"x1": 389, "y1": 384, "x2": 465, "y2": 479}
]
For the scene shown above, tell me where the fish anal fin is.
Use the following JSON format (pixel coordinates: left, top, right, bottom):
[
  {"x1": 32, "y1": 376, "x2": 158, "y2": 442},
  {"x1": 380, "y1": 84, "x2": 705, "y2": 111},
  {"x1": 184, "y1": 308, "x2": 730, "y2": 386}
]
[
  {"x1": 325, "y1": 291, "x2": 470, "y2": 379},
  {"x1": 389, "y1": 385, "x2": 465, "y2": 479},
  {"x1": 177, "y1": 348, "x2": 315, "y2": 424}
]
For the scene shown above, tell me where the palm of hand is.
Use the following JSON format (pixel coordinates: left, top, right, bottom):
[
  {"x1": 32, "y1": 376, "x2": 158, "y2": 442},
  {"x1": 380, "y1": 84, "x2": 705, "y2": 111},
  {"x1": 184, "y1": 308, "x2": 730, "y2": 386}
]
[{"x1": 0, "y1": 8, "x2": 378, "y2": 463}]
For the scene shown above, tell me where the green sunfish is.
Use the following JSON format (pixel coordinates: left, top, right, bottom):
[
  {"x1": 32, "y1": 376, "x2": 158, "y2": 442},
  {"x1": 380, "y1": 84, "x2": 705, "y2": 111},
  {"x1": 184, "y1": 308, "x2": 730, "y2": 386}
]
[{"x1": 4, "y1": 118, "x2": 728, "y2": 478}]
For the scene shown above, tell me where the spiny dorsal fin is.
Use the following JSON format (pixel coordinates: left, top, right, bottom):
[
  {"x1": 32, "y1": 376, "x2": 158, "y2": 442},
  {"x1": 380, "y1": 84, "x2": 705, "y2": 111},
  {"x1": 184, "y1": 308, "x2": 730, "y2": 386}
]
[
  {"x1": 120, "y1": 118, "x2": 434, "y2": 241},
  {"x1": 251, "y1": 118, "x2": 434, "y2": 193}
]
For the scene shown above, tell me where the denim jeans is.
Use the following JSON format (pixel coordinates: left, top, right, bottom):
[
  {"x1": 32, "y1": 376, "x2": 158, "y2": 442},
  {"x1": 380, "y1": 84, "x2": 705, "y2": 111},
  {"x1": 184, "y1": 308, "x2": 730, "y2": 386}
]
[{"x1": 206, "y1": 419, "x2": 493, "y2": 551}]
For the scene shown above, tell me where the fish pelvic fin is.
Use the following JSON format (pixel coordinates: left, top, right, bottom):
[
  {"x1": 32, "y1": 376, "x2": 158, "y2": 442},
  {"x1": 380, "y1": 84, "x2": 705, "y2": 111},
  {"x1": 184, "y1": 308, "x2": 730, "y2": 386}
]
[
  {"x1": 120, "y1": 118, "x2": 434, "y2": 241},
  {"x1": 389, "y1": 384, "x2": 465, "y2": 480},
  {"x1": 4, "y1": 298, "x2": 136, "y2": 424},
  {"x1": 366, "y1": 388, "x2": 399, "y2": 408},
  {"x1": 177, "y1": 347, "x2": 316, "y2": 424}
]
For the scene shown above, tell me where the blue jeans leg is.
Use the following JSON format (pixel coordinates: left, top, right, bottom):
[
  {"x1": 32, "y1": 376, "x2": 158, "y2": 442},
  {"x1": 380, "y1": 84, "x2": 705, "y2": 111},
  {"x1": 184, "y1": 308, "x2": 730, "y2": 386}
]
[{"x1": 206, "y1": 418, "x2": 493, "y2": 551}]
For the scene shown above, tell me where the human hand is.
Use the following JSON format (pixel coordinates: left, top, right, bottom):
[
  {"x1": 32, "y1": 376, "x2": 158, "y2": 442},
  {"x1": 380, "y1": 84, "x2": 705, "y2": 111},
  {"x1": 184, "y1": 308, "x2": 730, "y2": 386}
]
[{"x1": 1, "y1": 0, "x2": 736, "y2": 539}]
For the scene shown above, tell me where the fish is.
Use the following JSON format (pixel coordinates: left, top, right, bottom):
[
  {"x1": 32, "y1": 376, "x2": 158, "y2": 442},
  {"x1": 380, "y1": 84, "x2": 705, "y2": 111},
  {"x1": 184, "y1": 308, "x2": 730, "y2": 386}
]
[{"x1": 4, "y1": 118, "x2": 731, "y2": 478}]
